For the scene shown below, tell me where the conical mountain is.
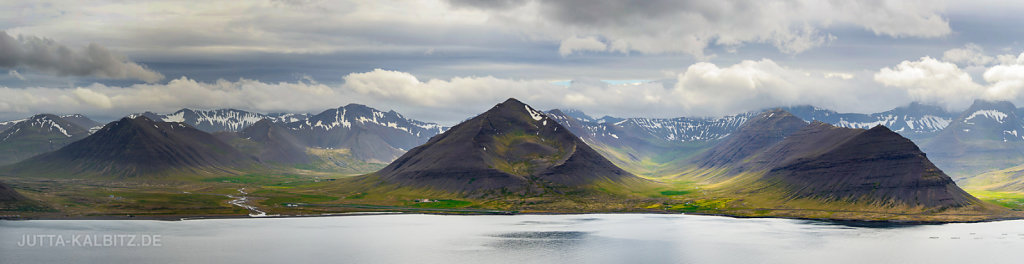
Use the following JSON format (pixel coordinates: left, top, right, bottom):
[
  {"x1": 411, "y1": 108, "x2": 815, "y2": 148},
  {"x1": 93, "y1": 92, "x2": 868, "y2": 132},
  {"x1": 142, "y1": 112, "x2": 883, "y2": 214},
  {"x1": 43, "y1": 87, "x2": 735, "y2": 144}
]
[
  {"x1": 4, "y1": 116, "x2": 253, "y2": 178},
  {"x1": 690, "y1": 109, "x2": 807, "y2": 168},
  {"x1": 0, "y1": 114, "x2": 93, "y2": 165},
  {"x1": 756, "y1": 124, "x2": 979, "y2": 208},
  {"x1": 376, "y1": 98, "x2": 643, "y2": 195},
  {"x1": 238, "y1": 119, "x2": 310, "y2": 164}
]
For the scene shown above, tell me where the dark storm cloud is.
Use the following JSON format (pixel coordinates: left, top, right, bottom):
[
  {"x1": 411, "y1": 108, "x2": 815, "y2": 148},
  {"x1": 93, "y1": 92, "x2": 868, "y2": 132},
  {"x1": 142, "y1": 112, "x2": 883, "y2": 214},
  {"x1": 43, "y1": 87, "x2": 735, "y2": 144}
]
[{"x1": 0, "y1": 31, "x2": 164, "y2": 83}]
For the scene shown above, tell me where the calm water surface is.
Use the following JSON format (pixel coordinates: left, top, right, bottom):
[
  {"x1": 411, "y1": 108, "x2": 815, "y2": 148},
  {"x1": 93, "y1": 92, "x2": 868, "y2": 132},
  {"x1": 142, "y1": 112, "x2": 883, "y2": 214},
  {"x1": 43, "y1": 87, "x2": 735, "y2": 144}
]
[{"x1": 2, "y1": 214, "x2": 1023, "y2": 264}]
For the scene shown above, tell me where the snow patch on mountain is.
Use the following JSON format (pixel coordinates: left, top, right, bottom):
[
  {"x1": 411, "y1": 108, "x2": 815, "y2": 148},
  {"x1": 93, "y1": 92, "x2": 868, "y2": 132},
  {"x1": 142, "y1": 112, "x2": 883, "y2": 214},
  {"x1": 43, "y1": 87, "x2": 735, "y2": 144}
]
[
  {"x1": 965, "y1": 110, "x2": 1008, "y2": 124},
  {"x1": 525, "y1": 105, "x2": 545, "y2": 121}
]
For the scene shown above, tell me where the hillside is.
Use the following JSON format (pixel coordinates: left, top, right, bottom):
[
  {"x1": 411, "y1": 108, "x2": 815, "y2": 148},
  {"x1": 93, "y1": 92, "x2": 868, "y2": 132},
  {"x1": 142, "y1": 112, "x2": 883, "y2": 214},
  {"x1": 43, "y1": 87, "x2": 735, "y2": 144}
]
[
  {"x1": 375, "y1": 98, "x2": 646, "y2": 196},
  {"x1": 679, "y1": 109, "x2": 988, "y2": 214},
  {"x1": 3, "y1": 116, "x2": 254, "y2": 178}
]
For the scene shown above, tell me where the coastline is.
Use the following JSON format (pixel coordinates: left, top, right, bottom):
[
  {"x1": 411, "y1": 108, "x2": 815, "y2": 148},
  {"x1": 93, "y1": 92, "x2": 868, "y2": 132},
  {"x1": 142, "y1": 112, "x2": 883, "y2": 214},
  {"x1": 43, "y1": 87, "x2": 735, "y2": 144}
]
[{"x1": 3, "y1": 209, "x2": 1022, "y2": 226}]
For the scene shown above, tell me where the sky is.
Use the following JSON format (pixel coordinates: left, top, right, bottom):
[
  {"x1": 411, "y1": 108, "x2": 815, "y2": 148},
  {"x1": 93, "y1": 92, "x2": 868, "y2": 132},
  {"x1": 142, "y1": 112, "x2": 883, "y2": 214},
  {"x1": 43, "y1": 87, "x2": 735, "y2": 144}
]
[{"x1": 3, "y1": 0, "x2": 1024, "y2": 124}]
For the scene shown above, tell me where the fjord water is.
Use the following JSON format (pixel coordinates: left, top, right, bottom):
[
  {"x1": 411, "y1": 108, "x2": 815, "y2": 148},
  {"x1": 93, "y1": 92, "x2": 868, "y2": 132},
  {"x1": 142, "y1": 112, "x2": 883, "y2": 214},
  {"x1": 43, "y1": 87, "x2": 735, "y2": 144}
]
[{"x1": 2, "y1": 214, "x2": 1023, "y2": 264}]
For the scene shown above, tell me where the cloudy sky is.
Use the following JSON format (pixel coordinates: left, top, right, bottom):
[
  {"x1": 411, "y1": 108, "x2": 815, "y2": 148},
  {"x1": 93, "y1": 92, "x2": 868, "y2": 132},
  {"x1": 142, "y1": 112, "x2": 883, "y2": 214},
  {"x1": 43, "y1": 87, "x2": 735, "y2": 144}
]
[{"x1": 2, "y1": 0, "x2": 1024, "y2": 124}]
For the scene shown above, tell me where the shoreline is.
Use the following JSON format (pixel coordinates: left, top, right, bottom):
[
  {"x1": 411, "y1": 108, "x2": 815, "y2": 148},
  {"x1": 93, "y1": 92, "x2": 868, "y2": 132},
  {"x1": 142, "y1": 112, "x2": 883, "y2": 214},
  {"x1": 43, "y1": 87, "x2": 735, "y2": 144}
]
[{"x1": 3, "y1": 210, "x2": 1022, "y2": 226}]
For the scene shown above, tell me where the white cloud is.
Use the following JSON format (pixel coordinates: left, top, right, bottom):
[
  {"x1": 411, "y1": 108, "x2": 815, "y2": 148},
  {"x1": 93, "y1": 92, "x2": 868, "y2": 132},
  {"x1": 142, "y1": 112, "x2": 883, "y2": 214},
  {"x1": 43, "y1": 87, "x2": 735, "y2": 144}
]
[
  {"x1": 871, "y1": 53, "x2": 1024, "y2": 109},
  {"x1": 874, "y1": 56, "x2": 985, "y2": 110},
  {"x1": 7, "y1": 70, "x2": 24, "y2": 81},
  {"x1": 558, "y1": 36, "x2": 607, "y2": 56},
  {"x1": 0, "y1": 61, "x2": 919, "y2": 124},
  {"x1": 983, "y1": 53, "x2": 1024, "y2": 101},
  {"x1": 824, "y1": 72, "x2": 855, "y2": 80},
  {"x1": 0, "y1": 77, "x2": 339, "y2": 120},
  {"x1": 942, "y1": 43, "x2": 994, "y2": 66},
  {"x1": 340, "y1": 62, "x2": 883, "y2": 121},
  {"x1": 71, "y1": 88, "x2": 112, "y2": 109},
  {"x1": 0, "y1": 31, "x2": 164, "y2": 83},
  {"x1": 670, "y1": 59, "x2": 878, "y2": 116}
]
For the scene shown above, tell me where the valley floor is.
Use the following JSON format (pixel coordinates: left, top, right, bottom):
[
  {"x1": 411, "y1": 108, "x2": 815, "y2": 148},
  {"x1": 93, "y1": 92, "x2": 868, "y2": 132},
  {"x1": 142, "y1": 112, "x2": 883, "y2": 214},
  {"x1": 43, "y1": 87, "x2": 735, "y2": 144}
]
[{"x1": 2, "y1": 173, "x2": 1022, "y2": 223}]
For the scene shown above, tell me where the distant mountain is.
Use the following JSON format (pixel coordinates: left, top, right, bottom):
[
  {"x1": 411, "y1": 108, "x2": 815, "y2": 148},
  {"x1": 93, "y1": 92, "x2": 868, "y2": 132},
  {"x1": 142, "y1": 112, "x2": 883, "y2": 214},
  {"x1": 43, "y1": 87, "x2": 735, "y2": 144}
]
[
  {"x1": 782, "y1": 102, "x2": 954, "y2": 140},
  {"x1": 376, "y1": 98, "x2": 645, "y2": 196},
  {"x1": 922, "y1": 100, "x2": 1024, "y2": 179},
  {"x1": 0, "y1": 114, "x2": 94, "y2": 165},
  {"x1": 4, "y1": 116, "x2": 253, "y2": 178},
  {"x1": 284, "y1": 103, "x2": 447, "y2": 164},
  {"x1": 690, "y1": 109, "x2": 807, "y2": 170},
  {"x1": 135, "y1": 108, "x2": 310, "y2": 133},
  {"x1": 687, "y1": 109, "x2": 982, "y2": 210},
  {"x1": 0, "y1": 119, "x2": 25, "y2": 132},
  {"x1": 546, "y1": 109, "x2": 753, "y2": 176},
  {"x1": 59, "y1": 114, "x2": 103, "y2": 131},
  {"x1": 236, "y1": 119, "x2": 310, "y2": 164}
]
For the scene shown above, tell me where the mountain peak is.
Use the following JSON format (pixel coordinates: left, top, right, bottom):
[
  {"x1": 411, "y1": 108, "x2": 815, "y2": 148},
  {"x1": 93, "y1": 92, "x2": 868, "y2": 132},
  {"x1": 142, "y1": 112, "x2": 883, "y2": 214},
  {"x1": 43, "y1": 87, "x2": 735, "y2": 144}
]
[
  {"x1": 968, "y1": 99, "x2": 1016, "y2": 110},
  {"x1": 868, "y1": 124, "x2": 893, "y2": 133},
  {"x1": 483, "y1": 98, "x2": 547, "y2": 122},
  {"x1": 377, "y1": 98, "x2": 641, "y2": 195},
  {"x1": 502, "y1": 97, "x2": 525, "y2": 105},
  {"x1": 28, "y1": 113, "x2": 60, "y2": 120}
]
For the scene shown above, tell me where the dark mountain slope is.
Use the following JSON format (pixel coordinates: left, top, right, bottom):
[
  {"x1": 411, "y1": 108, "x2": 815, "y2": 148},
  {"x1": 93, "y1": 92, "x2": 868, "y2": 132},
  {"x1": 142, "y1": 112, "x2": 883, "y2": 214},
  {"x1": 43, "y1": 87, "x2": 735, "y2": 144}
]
[
  {"x1": 376, "y1": 98, "x2": 644, "y2": 195},
  {"x1": 0, "y1": 181, "x2": 24, "y2": 203},
  {"x1": 739, "y1": 121, "x2": 865, "y2": 172},
  {"x1": 757, "y1": 125, "x2": 979, "y2": 208},
  {"x1": 690, "y1": 109, "x2": 807, "y2": 168},
  {"x1": 4, "y1": 116, "x2": 253, "y2": 178},
  {"x1": 238, "y1": 119, "x2": 310, "y2": 164}
]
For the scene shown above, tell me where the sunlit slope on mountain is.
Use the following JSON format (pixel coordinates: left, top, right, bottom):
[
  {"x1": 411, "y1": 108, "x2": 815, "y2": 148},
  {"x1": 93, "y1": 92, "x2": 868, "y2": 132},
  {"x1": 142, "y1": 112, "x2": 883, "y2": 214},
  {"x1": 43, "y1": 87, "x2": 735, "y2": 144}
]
[
  {"x1": 544, "y1": 110, "x2": 711, "y2": 177},
  {"x1": 963, "y1": 164, "x2": 1024, "y2": 193},
  {"x1": 545, "y1": 109, "x2": 750, "y2": 177},
  {"x1": 215, "y1": 119, "x2": 386, "y2": 174}
]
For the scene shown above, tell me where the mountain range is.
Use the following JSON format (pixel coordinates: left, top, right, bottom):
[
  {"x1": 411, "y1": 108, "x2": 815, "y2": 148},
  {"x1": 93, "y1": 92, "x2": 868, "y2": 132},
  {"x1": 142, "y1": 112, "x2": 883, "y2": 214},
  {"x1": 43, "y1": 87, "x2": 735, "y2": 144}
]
[
  {"x1": 0, "y1": 98, "x2": 1014, "y2": 221},
  {"x1": 134, "y1": 108, "x2": 310, "y2": 133},
  {"x1": 0, "y1": 114, "x2": 99, "y2": 165},
  {"x1": 781, "y1": 102, "x2": 955, "y2": 140},
  {"x1": 920, "y1": 100, "x2": 1024, "y2": 180}
]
